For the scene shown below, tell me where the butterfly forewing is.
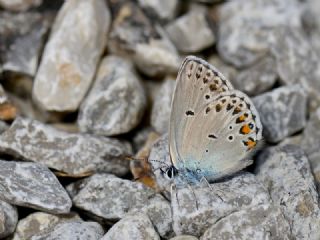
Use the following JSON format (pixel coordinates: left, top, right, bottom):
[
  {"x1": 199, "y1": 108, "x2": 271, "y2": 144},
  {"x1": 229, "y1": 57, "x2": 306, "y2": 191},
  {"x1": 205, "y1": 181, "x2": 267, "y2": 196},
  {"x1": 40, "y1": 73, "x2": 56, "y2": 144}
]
[{"x1": 169, "y1": 56, "x2": 234, "y2": 169}]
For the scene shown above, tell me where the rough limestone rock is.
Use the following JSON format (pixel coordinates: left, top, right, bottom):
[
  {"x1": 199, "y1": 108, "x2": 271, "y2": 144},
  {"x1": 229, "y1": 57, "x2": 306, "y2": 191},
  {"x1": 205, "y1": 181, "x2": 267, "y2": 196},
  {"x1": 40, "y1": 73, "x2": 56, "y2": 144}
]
[
  {"x1": 217, "y1": 0, "x2": 302, "y2": 67},
  {"x1": 32, "y1": 221, "x2": 104, "y2": 240},
  {"x1": 234, "y1": 56, "x2": 277, "y2": 96},
  {"x1": 0, "y1": 117, "x2": 132, "y2": 176},
  {"x1": 67, "y1": 174, "x2": 163, "y2": 220},
  {"x1": 0, "y1": 200, "x2": 18, "y2": 239},
  {"x1": 0, "y1": 0, "x2": 42, "y2": 11},
  {"x1": 166, "y1": 7, "x2": 215, "y2": 53},
  {"x1": 0, "y1": 11, "x2": 52, "y2": 76},
  {"x1": 200, "y1": 204, "x2": 291, "y2": 240},
  {"x1": 255, "y1": 145, "x2": 320, "y2": 239},
  {"x1": 171, "y1": 173, "x2": 270, "y2": 237},
  {"x1": 301, "y1": 108, "x2": 320, "y2": 189},
  {"x1": 0, "y1": 160, "x2": 72, "y2": 213},
  {"x1": 253, "y1": 85, "x2": 307, "y2": 143},
  {"x1": 101, "y1": 213, "x2": 160, "y2": 240},
  {"x1": 78, "y1": 56, "x2": 146, "y2": 136},
  {"x1": 108, "y1": 0, "x2": 180, "y2": 77},
  {"x1": 33, "y1": 0, "x2": 110, "y2": 111},
  {"x1": 12, "y1": 212, "x2": 81, "y2": 240},
  {"x1": 137, "y1": 0, "x2": 178, "y2": 22},
  {"x1": 151, "y1": 78, "x2": 175, "y2": 134}
]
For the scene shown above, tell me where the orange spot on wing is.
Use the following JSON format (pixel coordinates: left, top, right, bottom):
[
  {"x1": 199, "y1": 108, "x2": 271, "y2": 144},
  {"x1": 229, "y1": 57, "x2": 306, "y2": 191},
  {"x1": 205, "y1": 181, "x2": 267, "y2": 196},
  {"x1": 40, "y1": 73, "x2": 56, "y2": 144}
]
[
  {"x1": 247, "y1": 139, "x2": 256, "y2": 150},
  {"x1": 240, "y1": 124, "x2": 251, "y2": 134}
]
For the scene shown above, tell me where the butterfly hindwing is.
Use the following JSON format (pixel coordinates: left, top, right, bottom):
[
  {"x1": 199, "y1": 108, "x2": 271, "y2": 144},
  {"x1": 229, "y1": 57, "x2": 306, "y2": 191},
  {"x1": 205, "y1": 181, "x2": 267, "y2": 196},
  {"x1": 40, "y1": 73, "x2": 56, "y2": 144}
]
[{"x1": 178, "y1": 90, "x2": 263, "y2": 181}]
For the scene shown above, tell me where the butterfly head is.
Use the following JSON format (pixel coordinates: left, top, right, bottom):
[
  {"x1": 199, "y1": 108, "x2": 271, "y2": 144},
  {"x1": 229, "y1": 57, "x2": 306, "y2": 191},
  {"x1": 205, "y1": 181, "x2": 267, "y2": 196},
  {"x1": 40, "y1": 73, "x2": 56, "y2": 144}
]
[{"x1": 161, "y1": 165, "x2": 178, "y2": 181}]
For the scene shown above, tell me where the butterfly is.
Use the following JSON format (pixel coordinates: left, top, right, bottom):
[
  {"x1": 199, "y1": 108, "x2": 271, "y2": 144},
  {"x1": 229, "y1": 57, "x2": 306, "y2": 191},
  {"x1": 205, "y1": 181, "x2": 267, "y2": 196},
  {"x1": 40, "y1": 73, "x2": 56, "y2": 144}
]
[{"x1": 159, "y1": 56, "x2": 263, "y2": 187}]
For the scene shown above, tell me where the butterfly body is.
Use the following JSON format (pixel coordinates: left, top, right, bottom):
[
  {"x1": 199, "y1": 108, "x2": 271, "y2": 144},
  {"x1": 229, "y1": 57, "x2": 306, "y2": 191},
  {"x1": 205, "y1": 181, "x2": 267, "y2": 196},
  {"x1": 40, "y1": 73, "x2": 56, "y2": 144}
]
[{"x1": 159, "y1": 56, "x2": 262, "y2": 186}]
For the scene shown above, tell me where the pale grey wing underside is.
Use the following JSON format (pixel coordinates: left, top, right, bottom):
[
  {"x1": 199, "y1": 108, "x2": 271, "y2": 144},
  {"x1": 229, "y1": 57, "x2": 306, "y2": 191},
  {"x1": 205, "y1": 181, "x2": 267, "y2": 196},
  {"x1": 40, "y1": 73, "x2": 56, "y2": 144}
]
[
  {"x1": 179, "y1": 90, "x2": 263, "y2": 181},
  {"x1": 169, "y1": 56, "x2": 234, "y2": 169}
]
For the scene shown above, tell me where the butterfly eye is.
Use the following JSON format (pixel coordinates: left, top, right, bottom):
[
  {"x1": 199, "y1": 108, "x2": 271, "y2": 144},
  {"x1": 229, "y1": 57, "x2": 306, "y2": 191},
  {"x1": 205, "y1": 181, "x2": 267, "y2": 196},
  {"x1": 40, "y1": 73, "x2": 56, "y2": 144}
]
[{"x1": 164, "y1": 166, "x2": 177, "y2": 180}]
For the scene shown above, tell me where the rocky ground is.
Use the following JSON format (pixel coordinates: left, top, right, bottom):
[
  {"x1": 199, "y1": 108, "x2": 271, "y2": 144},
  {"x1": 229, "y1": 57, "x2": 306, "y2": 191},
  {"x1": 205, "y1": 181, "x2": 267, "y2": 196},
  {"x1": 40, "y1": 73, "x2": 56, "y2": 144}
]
[{"x1": 0, "y1": 0, "x2": 320, "y2": 239}]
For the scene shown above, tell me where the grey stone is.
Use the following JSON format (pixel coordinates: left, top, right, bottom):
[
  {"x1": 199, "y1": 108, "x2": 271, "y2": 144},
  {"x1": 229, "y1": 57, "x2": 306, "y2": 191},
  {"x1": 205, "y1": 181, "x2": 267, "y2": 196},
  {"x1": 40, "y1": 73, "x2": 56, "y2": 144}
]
[
  {"x1": 151, "y1": 78, "x2": 175, "y2": 134},
  {"x1": 32, "y1": 221, "x2": 104, "y2": 240},
  {"x1": 101, "y1": 213, "x2": 160, "y2": 240},
  {"x1": 270, "y1": 26, "x2": 320, "y2": 111},
  {"x1": 33, "y1": 0, "x2": 110, "y2": 111},
  {"x1": 302, "y1": 0, "x2": 320, "y2": 54},
  {"x1": 166, "y1": 7, "x2": 215, "y2": 53},
  {"x1": 12, "y1": 212, "x2": 81, "y2": 240},
  {"x1": 170, "y1": 236, "x2": 198, "y2": 240},
  {"x1": 0, "y1": 121, "x2": 8, "y2": 134},
  {"x1": 171, "y1": 172, "x2": 270, "y2": 237},
  {"x1": 108, "y1": 0, "x2": 180, "y2": 77},
  {"x1": 78, "y1": 56, "x2": 146, "y2": 136},
  {"x1": 301, "y1": 108, "x2": 320, "y2": 189},
  {"x1": 234, "y1": 56, "x2": 277, "y2": 96},
  {"x1": 0, "y1": 200, "x2": 18, "y2": 239},
  {"x1": 128, "y1": 194, "x2": 173, "y2": 238},
  {"x1": 67, "y1": 174, "x2": 163, "y2": 220},
  {"x1": 253, "y1": 85, "x2": 307, "y2": 143},
  {"x1": 0, "y1": 11, "x2": 52, "y2": 76},
  {"x1": 217, "y1": 0, "x2": 302, "y2": 67},
  {"x1": 0, "y1": 0, "x2": 42, "y2": 11},
  {"x1": 0, "y1": 160, "x2": 71, "y2": 213},
  {"x1": 0, "y1": 117, "x2": 132, "y2": 177},
  {"x1": 255, "y1": 145, "x2": 320, "y2": 239},
  {"x1": 200, "y1": 204, "x2": 291, "y2": 240},
  {"x1": 137, "y1": 0, "x2": 178, "y2": 23},
  {"x1": 207, "y1": 55, "x2": 238, "y2": 85}
]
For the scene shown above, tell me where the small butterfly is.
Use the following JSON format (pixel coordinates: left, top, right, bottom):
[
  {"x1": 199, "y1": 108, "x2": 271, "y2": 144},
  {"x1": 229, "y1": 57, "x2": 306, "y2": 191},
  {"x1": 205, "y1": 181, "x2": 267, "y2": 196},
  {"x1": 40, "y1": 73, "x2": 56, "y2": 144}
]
[{"x1": 159, "y1": 56, "x2": 263, "y2": 187}]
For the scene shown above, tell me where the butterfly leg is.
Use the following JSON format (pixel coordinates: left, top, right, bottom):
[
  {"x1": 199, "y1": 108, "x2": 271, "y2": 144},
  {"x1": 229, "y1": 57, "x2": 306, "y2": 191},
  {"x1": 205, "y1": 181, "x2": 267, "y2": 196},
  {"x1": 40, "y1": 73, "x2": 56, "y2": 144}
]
[
  {"x1": 200, "y1": 176, "x2": 224, "y2": 202},
  {"x1": 171, "y1": 184, "x2": 181, "y2": 208},
  {"x1": 187, "y1": 184, "x2": 199, "y2": 210}
]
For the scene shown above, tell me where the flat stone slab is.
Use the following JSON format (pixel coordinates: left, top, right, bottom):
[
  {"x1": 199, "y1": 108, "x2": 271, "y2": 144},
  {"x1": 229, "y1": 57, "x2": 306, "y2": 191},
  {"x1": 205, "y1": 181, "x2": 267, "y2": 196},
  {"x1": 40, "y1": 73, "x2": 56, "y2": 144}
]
[
  {"x1": 0, "y1": 160, "x2": 71, "y2": 214},
  {"x1": 67, "y1": 174, "x2": 164, "y2": 221},
  {"x1": 78, "y1": 55, "x2": 146, "y2": 136},
  {"x1": 33, "y1": 0, "x2": 110, "y2": 111},
  {"x1": 255, "y1": 145, "x2": 320, "y2": 239},
  {"x1": 101, "y1": 213, "x2": 160, "y2": 240},
  {"x1": 0, "y1": 117, "x2": 132, "y2": 176}
]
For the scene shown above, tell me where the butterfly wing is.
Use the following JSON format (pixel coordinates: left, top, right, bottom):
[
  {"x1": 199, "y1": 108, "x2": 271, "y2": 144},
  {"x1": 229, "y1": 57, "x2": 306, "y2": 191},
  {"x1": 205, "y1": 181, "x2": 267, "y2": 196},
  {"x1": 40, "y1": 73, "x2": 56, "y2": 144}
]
[
  {"x1": 179, "y1": 90, "x2": 263, "y2": 181},
  {"x1": 169, "y1": 56, "x2": 234, "y2": 169}
]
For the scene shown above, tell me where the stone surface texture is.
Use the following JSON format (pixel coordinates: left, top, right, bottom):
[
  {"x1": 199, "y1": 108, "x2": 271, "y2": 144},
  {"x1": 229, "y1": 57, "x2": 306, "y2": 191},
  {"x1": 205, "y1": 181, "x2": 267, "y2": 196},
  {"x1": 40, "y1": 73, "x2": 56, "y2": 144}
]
[
  {"x1": 108, "y1": 0, "x2": 180, "y2": 77},
  {"x1": 0, "y1": 11, "x2": 52, "y2": 76},
  {"x1": 255, "y1": 145, "x2": 320, "y2": 239},
  {"x1": 31, "y1": 221, "x2": 104, "y2": 240},
  {"x1": 151, "y1": 78, "x2": 175, "y2": 134},
  {"x1": 253, "y1": 85, "x2": 307, "y2": 143},
  {"x1": 166, "y1": 7, "x2": 215, "y2": 53},
  {"x1": 67, "y1": 174, "x2": 162, "y2": 220},
  {"x1": 78, "y1": 56, "x2": 146, "y2": 136},
  {"x1": 0, "y1": 117, "x2": 132, "y2": 176},
  {"x1": 33, "y1": 0, "x2": 110, "y2": 111},
  {"x1": 12, "y1": 212, "x2": 81, "y2": 240},
  {"x1": 0, "y1": 200, "x2": 18, "y2": 239},
  {"x1": 101, "y1": 213, "x2": 160, "y2": 240},
  {"x1": 0, "y1": 160, "x2": 72, "y2": 213},
  {"x1": 200, "y1": 204, "x2": 291, "y2": 240},
  {"x1": 0, "y1": 0, "x2": 42, "y2": 11}
]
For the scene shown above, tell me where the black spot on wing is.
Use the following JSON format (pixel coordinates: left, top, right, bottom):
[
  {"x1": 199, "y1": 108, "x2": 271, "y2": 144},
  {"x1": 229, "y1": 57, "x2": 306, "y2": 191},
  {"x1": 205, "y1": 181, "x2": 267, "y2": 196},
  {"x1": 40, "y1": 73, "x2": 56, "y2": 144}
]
[{"x1": 185, "y1": 110, "x2": 194, "y2": 116}]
